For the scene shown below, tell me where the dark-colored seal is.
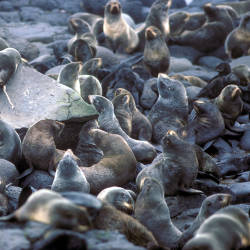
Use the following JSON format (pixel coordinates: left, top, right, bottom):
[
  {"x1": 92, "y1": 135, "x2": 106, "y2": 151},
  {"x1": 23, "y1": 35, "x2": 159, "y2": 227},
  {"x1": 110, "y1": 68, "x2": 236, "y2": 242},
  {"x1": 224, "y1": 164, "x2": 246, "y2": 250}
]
[
  {"x1": 136, "y1": 130, "x2": 201, "y2": 196},
  {"x1": 171, "y1": 3, "x2": 234, "y2": 52},
  {"x1": 51, "y1": 149, "x2": 90, "y2": 193},
  {"x1": 97, "y1": 186, "x2": 136, "y2": 214},
  {"x1": 148, "y1": 73, "x2": 188, "y2": 144},
  {"x1": 143, "y1": 26, "x2": 170, "y2": 77},
  {"x1": 0, "y1": 48, "x2": 22, "y2": 109},
  {"x1": 103, "y1": 0, "x2": 139, "y2": 53},
  {"x1": 57, "y1": 62, "x2": 82, "y2": 94},
  {"x1": 225, "y1": 12, "x2": 250, "y2": 59},
  {"x1": 135, "y1": 177, "x2": 181, "y2": 249},
  {"x1": 183, "y1": 206, "x2": 250, "y2": 250},
  {"x1": 0, "y1": 189, "x2": 92, "y2": 231},
  {"x1": 80, "y1": 128, "x2": 137, "y2": 194},
  {"x1": 179, "y1": 193, "x2": 232, "y2": 248},
  {"x1": 232, "y1": 64, "x2": 250, "y2": 86},
  {"x1": 20, "y1": 119, "x2": 65, "y2": 179},
  {"x1": 115, "y1": 88, "x2": 152, "y2": 141},
  {"x1": 89, "y1": 95, "x2": 156, "y2": 163}
]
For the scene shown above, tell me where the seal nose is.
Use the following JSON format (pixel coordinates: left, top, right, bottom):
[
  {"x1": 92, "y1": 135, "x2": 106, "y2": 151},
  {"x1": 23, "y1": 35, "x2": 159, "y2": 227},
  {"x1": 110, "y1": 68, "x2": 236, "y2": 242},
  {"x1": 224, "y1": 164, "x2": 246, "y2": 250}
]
[
  {"x1": 64, "y1": 149, "x2": 74, "y2": 158},
  {"x1": 88, "y1": 95, "x2": 96, "y2": 104}
]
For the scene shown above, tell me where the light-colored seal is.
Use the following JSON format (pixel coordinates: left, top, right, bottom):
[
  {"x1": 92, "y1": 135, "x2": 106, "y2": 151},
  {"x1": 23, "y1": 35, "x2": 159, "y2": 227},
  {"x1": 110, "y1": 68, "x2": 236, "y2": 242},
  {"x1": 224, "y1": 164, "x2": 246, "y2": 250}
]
[
  {"x1": 20, "y1": 119, "x2": 65, "y2": 179},
  {"x1": 171, "y1": 74, "x2": 207, "y2": 88},
  {"x1": 0, "y1": 37, "x2": 9, "y2": 51},
  {"x1": 136, "y1": 130, "x2": 201, "y2": 196},
  {"x1": 89, "y1": 95, "x2": 156, "y2": 163},
  {"x1": 0, "y1": 119, "x2": 22, "y2": 166},
  {"x1": 179, "y1": 193, "x2": 232, "y2": 248},
  {"x1": 0, "y1": 48, "x2": 22, "y2": 109},
  {"x1": 114, "y1": 88, "x2": 152, "y2": 141},
  {"x1": 183, "y1": 206, "x2": 250, "y2": 250},
  {"x1": 225, "y1": 12, "x2": 250, "y2": 59},
  {"x1": 80, "y1": 128, "x2": 137, "y2": 194},
  {"x1": 51, "y1": 149, "x2": 90, "y2": 193},
  {"x1": 143, "y1": 26, "x2": 170, "y2": 77},
  {"x1": 148, "y1": 73, "x2": 188, "y2": 144},
  {"x1": 97, "y1": 186, "x2": 136, "y2": 214},
  {"x1": 135, "y1": 177, "x2": 181, "y2": 249},
  {"x1": 0, "y1": 189, "x2": 92, "y2": 231},
  {"x1": 103, "y1": 0, "x2": 139, "y2": 53}
]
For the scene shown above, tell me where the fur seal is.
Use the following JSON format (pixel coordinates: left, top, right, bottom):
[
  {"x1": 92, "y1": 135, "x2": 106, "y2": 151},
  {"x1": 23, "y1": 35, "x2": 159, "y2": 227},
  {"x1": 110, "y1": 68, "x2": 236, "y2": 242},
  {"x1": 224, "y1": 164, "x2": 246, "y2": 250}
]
[
  {"x1": 143, "y1": 26, "x2": 170, "y2": 77},
  {"x1": 214, "y1": 84, "x2": 243, "y2": 129},
  {"x1": 0, "y1": 177, "x2": 8, "y2": 216},
  {"x1": 0, "y1": 189, "x2": 92, "y2": 231},
  {"x1": 0, "y1": 119, "x2": 22, "y2": 166},
  {"x1": 80, "y1": 128, "x2": 137, "y2": 194},
  {"x1": 20, "y1": 119, "x2": 65, "y2": 179},
  {"x1": 136, "y1": 130, "x2": 201, "y2": 196},
  {"x1": 225, "y1": 12, "x2": 250, "y2": 59},
  {"x1": 171, "y1": 74, "x2": 207, "y2": 88},
  {"x1": 179, "y1": 193, "x2": 232, "y2": 248},
  {"x1": 219, "y1": 1, "x2": 250, "y2": 15},
  {"x1": 97, "y1": 186, "x2": 136, "y2": 214},
  {"x1": 0, "y1": 48, "x2": 22, "y2": 109},
  {"x1": 103, "y1": 0, "x2": 139, "y2": 53},
  {"x1": 51, "y1": 149, "x2": 90, "y2": 193},
  {"x1": 232, "y1": 64, "x2": 250, "y2": 86},
  {"x1": 57, "y1": 62, "x2": 82, "y2": 94},
  {"x1": 135, "y1": 177, "x2": 181, "y2": 249},
  {"x1": 0, "y1": 37, "x2": 9, "y2": 51},
  {"x1": 148, "y1": 73, "x2": 188, "y2": 144},
  {"x1": 172, "y1": 3, "x2": 234, "y2": 52},
  {"x1": 115, "y1": 88, "x2": 152, "y2": 141},
  {"x1": 89, "y1": 95, "x2": 156, "y2": 163},
  {"x1": 183, "y1": 206, "x2": 250, "y2": 250}
]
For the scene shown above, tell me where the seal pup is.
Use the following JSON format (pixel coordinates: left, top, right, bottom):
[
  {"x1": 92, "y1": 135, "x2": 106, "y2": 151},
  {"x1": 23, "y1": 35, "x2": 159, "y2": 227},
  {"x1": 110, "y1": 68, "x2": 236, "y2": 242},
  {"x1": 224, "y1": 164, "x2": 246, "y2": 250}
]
[
  {"x1": 225, "y1": 12, "x2": 250, "y2": 59},
  {"x1": 80, "y1": 128, "x2": 137, "y2": 194},
  {"x1": 89, "y1": 95, "x2": 156, "y2": 163},
  {"x1": 183, "y1": 206, "x2": 250, "y2": 250},
  {"x1": 148, "y1": 73, "x2": 188, "y2": 144},
  {"x1": 178, "y1": 193, "x2": 232, "y2": 248},
  {"x1": 0, "y1": 189, "x2": 92, "y2": 231},
  {"x1": 57, "y1": 62, "x2": 82, "y2": 94},
  {"x1": 136, "y1": 130, "x2": 201, "y2": 196},
  {"x1": 20, "y1": 119, "x2": 65, "y2": 179},
  {"x1": 135, "y1": 177, "x2": 181, "y2": 249},
  {"x1": 51, "y1": 149, "x2": 90, "y2": 193},
  {"x1": 0, "y1": 119, "x2": 22, "y2": 166},
  {"x1": 143, "y1": 26, "x2": 170, "y2": 77},
  {"x1": 171, "y1": 3, "x2": 234, "y2": 52},
  {"x1": 97, "y1": 186, "x2": 136, "y2": 214},
  {"x1": 214, "y1": 84, "x2": 243, "y2": 130},
  {"x1": 103, "y1": 0, "x2": 139, "y2": 53},
  {"x1": 115, "y1": 88, "x2": 152, "y2": 141},
  {"x1": 0, "y1": 48, "x2": 22, "y2": 109}
]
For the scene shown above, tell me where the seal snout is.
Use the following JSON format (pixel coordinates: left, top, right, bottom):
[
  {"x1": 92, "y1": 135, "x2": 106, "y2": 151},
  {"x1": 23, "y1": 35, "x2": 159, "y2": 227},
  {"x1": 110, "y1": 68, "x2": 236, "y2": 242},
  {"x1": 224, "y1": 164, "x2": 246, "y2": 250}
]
[
  {"x1": 109, "y1": 2, "x2": 121, "y2": 14},
  {"x1": 63, "y1": 149, "x2": 74, "y2": 159},
  {"x1": 88, "y1": 95, "x2": 96, "y2": 104}
]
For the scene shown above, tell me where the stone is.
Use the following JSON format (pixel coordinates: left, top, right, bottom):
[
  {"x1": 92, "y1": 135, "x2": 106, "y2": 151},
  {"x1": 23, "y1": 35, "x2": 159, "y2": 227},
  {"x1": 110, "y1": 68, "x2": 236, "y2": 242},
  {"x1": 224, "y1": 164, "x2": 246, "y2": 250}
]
[
  {"x1": 30, "y1": 54, "x2": 58, "y2": 74},
  {"x1": 0, "y1": 12, "x2": 20, "y2": 23},
  {"x1": 0, "y1": 63, "x2": 98, "y2": 130},
  {"x1": 24, "y1": 221, "x2": 51, "y2": 242},
  {"x1": 5, "y1": 185, "x2": 22, "y2": 213},
  {"x1": 228, "y1": 182, "x2": 250, "y2": 203},
  {"x1": 30, "y1": 0, "x2": 59, "y2": 11},
  {"x1": 169, "y1": 57, "x2": 193, "y2": 73},
  {"x1": 240, "y1": 130, "x2": 250, "y2": 151},
  {"x1": 19, "y1": 7, "x2": 44, "y2": 22},
  {"x1": 0, "y1": 2, "x2": 14, "y2": 11},
  {"x1": 230, "y1": 56, "x2": 250, "y2": 68},
  {"x1": 198, "y1": 56, "x2": 223, "y2": 70}
]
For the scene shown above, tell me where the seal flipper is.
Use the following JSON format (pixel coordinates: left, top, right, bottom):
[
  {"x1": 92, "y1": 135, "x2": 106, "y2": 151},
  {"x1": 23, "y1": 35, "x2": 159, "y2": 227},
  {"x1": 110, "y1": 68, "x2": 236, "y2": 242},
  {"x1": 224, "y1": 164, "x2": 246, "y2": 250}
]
[
  {"x1": 0, "y1": 213, "x2": 16, "y2": 221},
  {"x1": 2, "y1": 85, "x2": 14, "y2": 109},
  {"x1": 16, "y1": 167, "x2": 33, "y2": 180},
  {"x1": 178, "y1": 187, "x2": 204, "y2": 195},
  {"x1": 18, "y1": 186, "x2": 34, "y2": 208},
  {"x1": 48, "y1": 158, "x2": 56, "y2": 177}
]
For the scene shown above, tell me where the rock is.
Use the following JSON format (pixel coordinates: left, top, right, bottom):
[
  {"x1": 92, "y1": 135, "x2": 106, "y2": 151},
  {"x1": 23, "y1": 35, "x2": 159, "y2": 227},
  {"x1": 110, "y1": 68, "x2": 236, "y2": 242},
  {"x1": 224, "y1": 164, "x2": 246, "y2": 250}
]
[
  {"x1": 45, "y1": 65, "x2": 65, "y2": 80},
  {"x1": 11, "y1": 0, "x2": 30, "y2": 9},
  {"x1": 83, "y1": 230, "x2": 146, "y2": 250},
  {"x1": 240, "y1": 130, "x2": 250, "y2": 151},
  {"x1": 0, "y1": 1, "x2": 14, "y2": 11},
  {"x1": 38, "y1": 10, "x2": 70, "y2": 26},
  {"x1": 30, "y1": 54, "x2": 58, "y2": 74},
  {"x1": 0, "y1": 11, "x2": 20, "y2": 23},
  {"x1": 0, "y1": 228, "x2": 31, "y2": 250},
  {"x1": 60, "y1": 0, "x2": 84, "y2": 14},
  {"x1": 5, "y1": 185, "x2": 22, "y2": 213},
  {"x1": 169, "y1": 57, "x2": 193, "y2": 73},
  {"x1": 29, "y1": 0, "x2": 59, "y2": 11},
  {"x1": 0, "y1": 159, "x2": 19, "y2": 185},
  {"x1": 24, "y1": 221, "x2": 51, "y2": 242},
  {"x1": 230, "y1": 56, "x2": 250, "y2": 68},
  {"x1": 0, "y1": 63, "x2": 98, "y2": 130},
  {"x1": 19, "y1": 7, "x2": 44, "y2": 22},
  {"x1": 197, "y1": 56, "x2": 223, "y2": 70},
  {"x1": 228, "y1": 182, "x2": 250, "y2": 203},
  {"x1": 81, "y1": 0, "x2": 108, "y2": 16}
]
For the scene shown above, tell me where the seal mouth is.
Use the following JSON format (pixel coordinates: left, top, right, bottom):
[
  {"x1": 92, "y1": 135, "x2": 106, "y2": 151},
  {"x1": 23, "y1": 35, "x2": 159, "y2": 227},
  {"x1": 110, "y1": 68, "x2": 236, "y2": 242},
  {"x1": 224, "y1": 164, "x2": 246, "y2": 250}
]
[
  {"x1": 145, "y1": 26, "x2": 158, "y2": 40},
  {"x1": 231, "y1": 87, "x2": 242, "y2": 99},
  {"x1": 63, "y1": 149, "x2": 74, "y2": 158},
  {"x1": 88, "y1": 95, "x2": 95, "y2": 104},
  {"x1": 109, "y1": 3, "x2": 120, "y2": 14}
]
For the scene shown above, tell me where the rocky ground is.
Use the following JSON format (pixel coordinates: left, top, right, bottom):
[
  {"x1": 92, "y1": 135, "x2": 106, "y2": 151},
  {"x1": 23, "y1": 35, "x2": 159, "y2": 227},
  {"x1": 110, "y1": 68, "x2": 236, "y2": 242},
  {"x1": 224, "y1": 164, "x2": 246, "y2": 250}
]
[{"x1": 0, "y1": 0, "x2": 250, "y2": 249}]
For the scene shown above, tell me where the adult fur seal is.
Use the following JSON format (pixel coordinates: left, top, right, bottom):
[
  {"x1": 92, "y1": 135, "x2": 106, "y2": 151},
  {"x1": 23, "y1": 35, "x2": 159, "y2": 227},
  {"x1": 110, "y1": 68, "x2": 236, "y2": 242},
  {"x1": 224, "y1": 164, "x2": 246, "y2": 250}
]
[
  {"x1": 20, "y1": 119, "x2": 65, "y2": 179},
  {"x1": 0, "y1": 189, "x2": 92, "y2": 231},
  {"x1": 171, "y1": 3, "x2": 234, "y2": 52},
  {"x1": 225, "y1": 12, "x2": 250, "y2": 59},
  {"x1": 0, "y1": 48, "x2": 22, "y2": 109},
  {"x1": 51, "y1": 149, "x2": 90, "y2": 193},
  {"x1": 80, "y1": 128, "x2": 137, "y2": 194},
  {"x1": 183, "y1": 206, "x2": 250, "y2": 250},
  {"x1": 148, "y1": 73, "x2": 188, "y2": 144},
  {"x1": 135, "y1": 177, "x2": 181, "y2": 249},
  {"x1": 179, "y1": 193, "x2": 232, "y2": 248},
  {"x1": 136, "y1": 130, "x2": 201, "y2": 196},
  {"x1": 89, "y1": 95, "x2": 156, "y2": 163},
  {"x1": 143, "y1": 26, "x2": 170, "y2": 77},
  {"x1": 0, "y1": 119, "x2": 22, "y2": 165},
  {"x1": 103, "y1": 0, "x2": 139, "y2": 53},
  {"x1": 115, "y1": 88, "x2": 152, "y2": 141}
]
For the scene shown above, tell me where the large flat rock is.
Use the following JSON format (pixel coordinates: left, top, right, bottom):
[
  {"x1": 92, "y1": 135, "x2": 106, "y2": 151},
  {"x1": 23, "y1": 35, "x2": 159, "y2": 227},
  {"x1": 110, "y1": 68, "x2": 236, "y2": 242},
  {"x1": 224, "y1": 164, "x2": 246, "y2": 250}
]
[{"x1": 0, "y1": 63, "x2": 98, "y2": 129}]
